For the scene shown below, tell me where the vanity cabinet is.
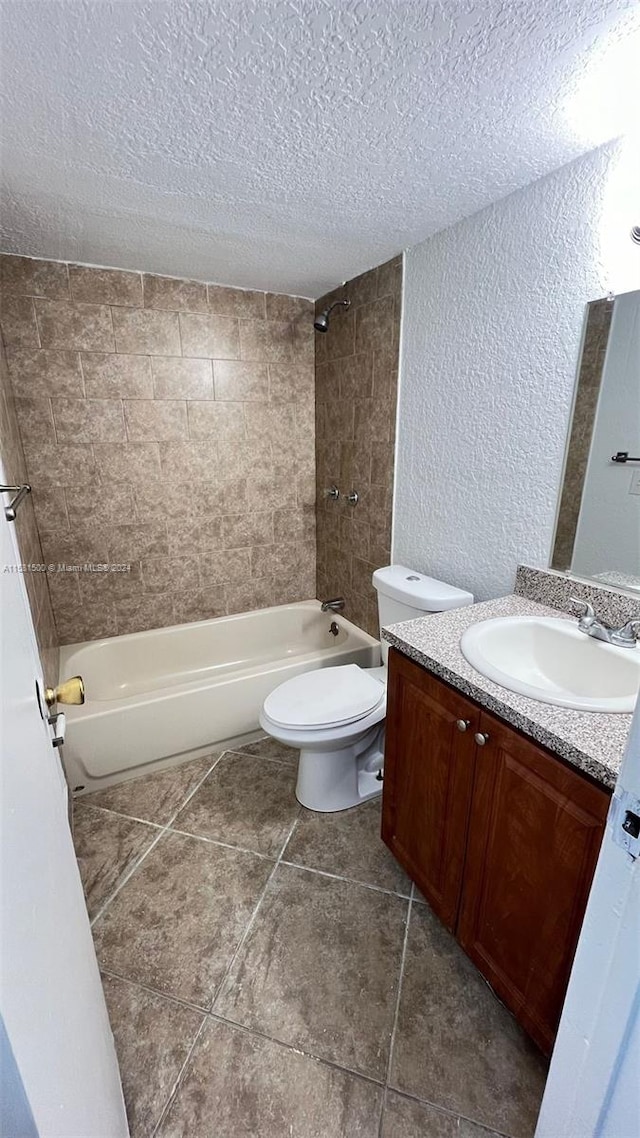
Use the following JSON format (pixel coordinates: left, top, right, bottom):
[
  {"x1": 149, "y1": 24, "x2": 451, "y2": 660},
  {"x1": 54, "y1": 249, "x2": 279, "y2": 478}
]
[{"x1": 382, "y1": 648, "x2": 610, "y2": 1054}]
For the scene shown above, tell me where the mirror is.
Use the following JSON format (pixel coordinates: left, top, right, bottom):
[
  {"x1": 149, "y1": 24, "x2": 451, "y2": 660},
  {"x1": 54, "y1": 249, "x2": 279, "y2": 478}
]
[{"x1": 552, "y1": 289, "x2": 640, "y2": 593}]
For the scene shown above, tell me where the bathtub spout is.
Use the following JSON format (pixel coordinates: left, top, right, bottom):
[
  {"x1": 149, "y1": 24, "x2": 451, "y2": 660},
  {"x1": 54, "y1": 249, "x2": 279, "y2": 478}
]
[{"x1": 321, "y1": 598, "x2": 345, "y2": 613}]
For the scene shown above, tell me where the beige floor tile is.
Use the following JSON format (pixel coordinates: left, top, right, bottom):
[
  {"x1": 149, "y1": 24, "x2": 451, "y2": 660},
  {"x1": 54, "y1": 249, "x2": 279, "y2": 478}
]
[
  {"x1": 390, "y1": 904, "x2": 547, "y2": 1138},
  {"x1": 73, "y1": 804, "x2": 158, "y2": 918},
  {"x1": 93, "y1": 830, "x2": 273, "y2": 1007},
  {"x1": 235, "y1": 734, "x2": 299, "y2": 766},
  {"x1": 381, "y1": 1091, "x2": 499, "y2": 1137},
  {"x1": 102, "y1": 973, "x2": 204, "y2": 1137},
  {"x1": 156, "y1": 1018, "x2": 383, "y2": 1138},
  {"x1": 79, "y1": 754, "x2": 219, "y2": 826},
  {"x1": 173, "y1": 752, "x2": 300, "y2": 857},
  {"x1": 215, "y1": 863, "x2": 408, "y2": 1080},
  {"x1": 283, "y1": 797, "x2": 411, "y2": 896}
]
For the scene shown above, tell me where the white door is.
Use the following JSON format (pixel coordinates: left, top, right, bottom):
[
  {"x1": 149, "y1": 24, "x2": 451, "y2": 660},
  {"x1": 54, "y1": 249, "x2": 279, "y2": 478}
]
[
  {"x1": 0, "y1": 472, "x2": 128, "y2": 1137},
  {"x1": 535, "y1": 694, "x2": 640, "y2": 1137}
]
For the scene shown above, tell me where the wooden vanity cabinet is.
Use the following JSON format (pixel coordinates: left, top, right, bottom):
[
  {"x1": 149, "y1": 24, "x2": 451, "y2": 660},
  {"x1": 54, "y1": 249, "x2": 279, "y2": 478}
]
[{"x1": 382, "y1": 648, "x2": 611, "y2": 1054}]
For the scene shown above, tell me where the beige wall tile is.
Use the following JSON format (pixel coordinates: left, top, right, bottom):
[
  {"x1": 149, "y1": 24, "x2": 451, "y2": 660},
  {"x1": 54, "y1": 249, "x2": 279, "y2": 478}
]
[
  {"x1": 3, "y1": 253, "x2": 316, "y2": 642},
  {"x1": 124, "y1": 399, "x2": 188, "y2": 441},
  {"x1": 115, "y1": 593, "x2": 175, "y2": 636},
  {"x1": 179, "y1": 312, "x2": 240, "y2": 359},
  {"x1": 376, "y1": 255, "x2": 402, "y2": 298},
  {"x1": 6, "y1": 349, "x2": 84, "y2": 398},
  {"x1": 65, "y1": 484, "x2": 135, "y2": 528},
  {"x1": 187, "y1": 401, "x2": 245, "y2": 443},
  {"x1": 22, "y1": 440, "x2": 99, "y2": 487},
  {"x1": 225, "y1": 575, "x2": 275, "y2": 614},
  {"x1": 53, "y1": 398, "x2": 126, "y2": 443},
  {"x1": 239, "y1": 319, "x2": 292, "y2": 363},
  {"x1": 35, "y1": 299, "x2": 114, "y2": 351},
  {"x1": 199, "y1": 548, "x2": 251, "y2": 584},
  {"x1": 152, "y1": 357, "x2": 213, "y2": 400},
  {"x1": 159, "y1": 441, "x2": 219, "y2": 481},
  {"x1": 1, "y1": 254, "x2": 69, "y2": 298},
  {"x1": 69, "y1": 266, "x2": 143, "y2": 307},
  {"x1": 82, "y1": 352, "x2": 153, "y2": 399},
  {"x1": 107, "y1": 523, "x2": 169, "y2": 562},
  {"x1": 220, "y1": 511, "x2": 274, "y2": 549},
  {"x1": 140, "y1": 556, "x2": 200, "y2": 593},
  {"x1": 93, "y1": 441, "x2": 162, "y2": 482},
  {"x1": 14, "y1": 397, "x2": 56, "y2": 444},
  {"x1": 0, "y1": 295, "x2": 40, "y2": 347},
  {"x1": 40, "y1": 523, "x2": 110, "y2": 565},
  {"x1": 213, "y1": 360, "x2": 268, "y2": 402},
  {"x1": 265, "y1": 294, "x2": 313, "y2": 321},
  {"x1": 112, "y1": 307, "x2": 180, "y2": 356},
  {"x1": 172, "y1": 585, "x2": 227, "y2": 624},
  {"x1": 354, "y1": 296, "x2": 395, "y2": 356},
  {"x1": 208, "y1": 285, "x2": 265, "y2": 319},
  {"x1": 143, "y1": 274, "x2": 208, "y2": 312}
]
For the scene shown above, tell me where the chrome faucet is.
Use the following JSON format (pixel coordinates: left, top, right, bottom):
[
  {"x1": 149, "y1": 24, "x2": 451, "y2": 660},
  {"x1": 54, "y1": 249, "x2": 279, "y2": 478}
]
[
  {"x1": 570, "y1": 597, "x2": 640, "y2": 649},
  {"x1": 321, "y1": 597, "x2": 345, "y2": 614}
]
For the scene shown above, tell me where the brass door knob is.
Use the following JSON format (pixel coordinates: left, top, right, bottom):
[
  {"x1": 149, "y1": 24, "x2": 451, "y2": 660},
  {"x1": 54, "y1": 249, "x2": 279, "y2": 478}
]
[{"x1": 45, "y1": 675, "x2": 85, "y2": 707}]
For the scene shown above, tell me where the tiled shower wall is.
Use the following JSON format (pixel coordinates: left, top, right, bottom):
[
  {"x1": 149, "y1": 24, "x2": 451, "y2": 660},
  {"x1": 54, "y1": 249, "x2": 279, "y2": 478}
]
[
  {"x1": 0, "y1": 342, "x2": 58, "y2": 684},
  {"x1": 315, "y1": 256, "x2": 402, "y2": 637},
  {"x1": 0, "y1": 255, "x2": 315, "y2": 644}
]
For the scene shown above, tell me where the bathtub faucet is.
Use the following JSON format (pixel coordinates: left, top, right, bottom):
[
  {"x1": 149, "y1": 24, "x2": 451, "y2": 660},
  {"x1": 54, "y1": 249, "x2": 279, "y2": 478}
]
[{"x1": 321, "y1": 598, "x2": 345, "y2": 614}]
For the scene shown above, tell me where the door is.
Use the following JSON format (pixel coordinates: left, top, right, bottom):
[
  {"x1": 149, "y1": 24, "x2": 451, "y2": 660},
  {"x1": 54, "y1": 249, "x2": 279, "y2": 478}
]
[
  {"x1": 535, "y1": 695, "x2": 640, "y2": 1138},
  {"x1": 382, "y1": 649, "x2": 479, "y2": 929},
  {"x1": 457, "y1": 708, "x2": 610, "y2": 1054},
  {"x1": 0, "y1": 471, "x2": 128, "y2": 1136}
]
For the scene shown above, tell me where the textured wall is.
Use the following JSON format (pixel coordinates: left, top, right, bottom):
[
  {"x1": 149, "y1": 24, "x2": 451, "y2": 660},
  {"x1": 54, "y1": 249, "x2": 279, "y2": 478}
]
[
  {"x1": 0, "y1": 340, "x2": 57, "y2": 684},
  {"x1": 315, "y1": 256, "x2": 401, "y2": 637},
  {"x1": 3, "y1": 1, "x2": 638, "y2": 296},
  {"x1": 0, "y1": 255, "x2": 315, "y2": 644},
  {"x1": 394, "y1": 142, "x2": 635, "y2": 603}
]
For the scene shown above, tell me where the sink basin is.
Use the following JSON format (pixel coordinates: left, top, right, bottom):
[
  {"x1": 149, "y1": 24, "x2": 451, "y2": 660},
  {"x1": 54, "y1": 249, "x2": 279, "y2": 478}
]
[{"x1": 459, "y1": 616, "x2": 640, "y2": 713}]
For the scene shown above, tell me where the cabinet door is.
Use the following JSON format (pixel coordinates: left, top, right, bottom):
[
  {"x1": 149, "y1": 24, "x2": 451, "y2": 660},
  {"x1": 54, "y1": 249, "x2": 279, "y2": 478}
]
[
  {"x1": 382, "y1": 650, "x2": 479, "y2": 930},
  {"x1": 457, "y1": 708, "x2": 610, "y2": 1054}
]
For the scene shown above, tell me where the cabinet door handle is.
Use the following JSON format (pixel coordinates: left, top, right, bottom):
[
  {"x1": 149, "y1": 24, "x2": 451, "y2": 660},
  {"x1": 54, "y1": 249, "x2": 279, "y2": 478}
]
[
  {"x1": 456, "y1": 719, "x2": 471, "y2": 732},
  {"x1": 475, "y1": 732, "x2": 490, "y2": 746}
]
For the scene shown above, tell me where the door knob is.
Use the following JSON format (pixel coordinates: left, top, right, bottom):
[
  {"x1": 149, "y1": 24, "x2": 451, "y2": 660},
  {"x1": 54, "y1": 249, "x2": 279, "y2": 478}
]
[
  {"x1": 456, "y1": 719, "x2": 471, "y2": 732},
  {"x1": 474, "y1": 732, "x2": 490, "y2": 746},
  {"x1": 45, "y1": 675, "x2": 85, "y2": 708}
]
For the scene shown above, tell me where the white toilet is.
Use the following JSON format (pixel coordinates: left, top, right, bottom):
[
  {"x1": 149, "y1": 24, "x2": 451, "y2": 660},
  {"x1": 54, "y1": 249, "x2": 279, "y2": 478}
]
[{"x1": 259, "y1": 565, "x2": 474, "y2": 812}]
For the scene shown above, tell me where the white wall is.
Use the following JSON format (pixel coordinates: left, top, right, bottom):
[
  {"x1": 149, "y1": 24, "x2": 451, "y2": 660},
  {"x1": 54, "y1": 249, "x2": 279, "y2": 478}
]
[
  {"x1": 572, "y1": 289, "x2": 640, "y2": 580},
  {"x1": 393, "y1": 138, "x2": 640, "y2": 600}
]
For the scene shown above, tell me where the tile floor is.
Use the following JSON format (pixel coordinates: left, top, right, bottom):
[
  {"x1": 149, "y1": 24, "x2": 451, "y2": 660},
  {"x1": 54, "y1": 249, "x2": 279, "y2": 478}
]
[{"x1": 73, "y1": 738, "x2": 548, "y2": 1138}]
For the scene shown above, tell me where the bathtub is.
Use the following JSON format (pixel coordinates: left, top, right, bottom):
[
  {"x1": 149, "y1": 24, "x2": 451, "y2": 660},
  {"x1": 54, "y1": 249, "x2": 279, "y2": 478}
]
[{"x1": 60, "y1": 601, "x2": 380, "y2": 794}]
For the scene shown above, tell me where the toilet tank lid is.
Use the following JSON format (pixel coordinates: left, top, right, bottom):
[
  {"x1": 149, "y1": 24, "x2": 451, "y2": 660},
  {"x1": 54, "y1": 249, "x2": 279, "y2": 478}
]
[{"x1": 372, "y1": 565, "x2": 474, "y2": 611}]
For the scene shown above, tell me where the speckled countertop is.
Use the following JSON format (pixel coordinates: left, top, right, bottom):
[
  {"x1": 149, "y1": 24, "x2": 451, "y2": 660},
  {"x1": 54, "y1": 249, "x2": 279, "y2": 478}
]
[{"x1": 383, "y1": 595, "x2": 632, "y2": 790}]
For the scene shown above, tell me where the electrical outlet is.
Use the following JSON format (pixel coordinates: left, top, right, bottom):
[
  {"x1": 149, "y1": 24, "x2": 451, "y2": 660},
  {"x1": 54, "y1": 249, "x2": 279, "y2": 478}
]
[{"x1": 629, "y1": 470, "x2": 640, "y2": 496}]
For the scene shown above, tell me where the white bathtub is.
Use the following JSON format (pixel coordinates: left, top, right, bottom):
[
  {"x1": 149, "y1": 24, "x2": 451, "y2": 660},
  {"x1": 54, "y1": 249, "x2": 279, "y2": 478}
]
[{"x1": 60, "y1": 601, "x2": 380, "y2": 793}]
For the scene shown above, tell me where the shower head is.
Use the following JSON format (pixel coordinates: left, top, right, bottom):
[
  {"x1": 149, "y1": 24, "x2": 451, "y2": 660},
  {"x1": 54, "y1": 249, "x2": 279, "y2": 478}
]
[{"x1": 313, "y1": 298, "x2": 351, "y2": 332}]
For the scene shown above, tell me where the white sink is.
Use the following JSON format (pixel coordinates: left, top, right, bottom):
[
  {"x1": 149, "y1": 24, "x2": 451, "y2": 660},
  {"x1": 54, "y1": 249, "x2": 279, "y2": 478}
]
[{"x1": 459, "y1": 616, "x2": 640, "y2": 713}]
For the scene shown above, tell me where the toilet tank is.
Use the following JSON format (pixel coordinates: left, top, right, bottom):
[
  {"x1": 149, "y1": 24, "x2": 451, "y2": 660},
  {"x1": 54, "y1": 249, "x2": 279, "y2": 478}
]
[{"x1": 372, "y1": 565, "x2": 474, "y2": 663}]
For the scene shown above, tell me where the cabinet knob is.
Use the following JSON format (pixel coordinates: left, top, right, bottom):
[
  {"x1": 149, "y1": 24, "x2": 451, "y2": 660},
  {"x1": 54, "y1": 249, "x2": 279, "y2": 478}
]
[
  {"x1": 456, "y1": 719, "x2": 471, "y2": 732},
  {"x1": 474, "y1": 732, "x2": 490, "y2": 746}
]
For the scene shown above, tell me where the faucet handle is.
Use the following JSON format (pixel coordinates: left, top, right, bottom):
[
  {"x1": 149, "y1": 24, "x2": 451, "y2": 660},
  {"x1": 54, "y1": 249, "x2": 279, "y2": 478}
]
[
  {"x1": 611, "y1": 620, "x2": 640, "y2": 648},
  {"x1": 569, "y1": 597, "x2": 596, "y2": 625}
]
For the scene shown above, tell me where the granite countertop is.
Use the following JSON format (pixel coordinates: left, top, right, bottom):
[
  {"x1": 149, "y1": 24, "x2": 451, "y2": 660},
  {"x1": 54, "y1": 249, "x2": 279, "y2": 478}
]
[{"x1": 383, "y1": 594, "x2": 632, "y2": 790}]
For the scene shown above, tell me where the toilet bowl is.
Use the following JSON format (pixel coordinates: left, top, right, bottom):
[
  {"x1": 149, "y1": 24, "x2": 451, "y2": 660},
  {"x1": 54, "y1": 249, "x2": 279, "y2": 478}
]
[{"x1": 260, "y1": 566, "x2": 474, "y2": 812}]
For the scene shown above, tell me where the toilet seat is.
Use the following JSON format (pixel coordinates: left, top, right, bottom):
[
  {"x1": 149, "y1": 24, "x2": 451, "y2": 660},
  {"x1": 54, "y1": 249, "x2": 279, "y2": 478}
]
[{"x1": 262, "y1": 664, "x2": 385, "y2": 731}]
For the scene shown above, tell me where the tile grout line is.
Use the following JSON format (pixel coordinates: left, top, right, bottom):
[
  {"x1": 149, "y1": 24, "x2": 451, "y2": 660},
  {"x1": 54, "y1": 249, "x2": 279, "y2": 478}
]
[
  {"x1": 149, "y1": 809, "x2": 303, "y2": 1133},
  {"x1": 87, "y1": 752, "x2": 225, "y2": 927},
  {"x1": 150, "y1": 1017, "x2": 209, "y2": 1138},
  {"x1": 208, "y1": 809, "x2": 302, "y2": 1013},
  {"x1": 378, "y1": 891, "x2": 413, "y2": 1138},
  {"x1": 279, "y1": 858, "x2": 412, "y2": 901}
]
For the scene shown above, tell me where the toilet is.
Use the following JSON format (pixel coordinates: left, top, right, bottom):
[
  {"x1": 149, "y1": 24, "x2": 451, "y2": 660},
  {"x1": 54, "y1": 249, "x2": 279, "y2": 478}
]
[{"x1": 259, "y1": 565, "x2": 474, "y2": 812}]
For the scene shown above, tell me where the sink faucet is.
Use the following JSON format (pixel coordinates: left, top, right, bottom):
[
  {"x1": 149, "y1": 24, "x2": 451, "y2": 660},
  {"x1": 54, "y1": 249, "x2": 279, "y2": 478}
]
[
  {"x1": 570, "y1": 597, "x2": 640, "y2": 649},
  {"x1": 321, "y1": 597, "x2": 345, "y2": 613}
]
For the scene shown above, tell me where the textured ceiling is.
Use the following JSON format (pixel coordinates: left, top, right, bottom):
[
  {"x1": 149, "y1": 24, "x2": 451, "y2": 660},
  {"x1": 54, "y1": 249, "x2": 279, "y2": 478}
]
[{"x1": 0, "y1": 0, "x2": 638, "y2": 297}]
